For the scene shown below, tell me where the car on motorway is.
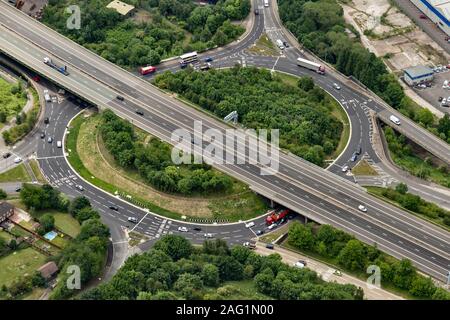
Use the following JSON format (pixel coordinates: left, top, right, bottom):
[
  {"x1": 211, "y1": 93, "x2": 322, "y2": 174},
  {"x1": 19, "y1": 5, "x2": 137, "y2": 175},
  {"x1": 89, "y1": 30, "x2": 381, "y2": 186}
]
[
  {"x1": 40, "y1": 132, "x2": 45, "y2": 139},
  {"x1": 178, "y1": 226, "x2": 188, "y2": 232},
  {"x1": 245, "y1": 221, "x2": 255, "y2": 228},
  {"x1": 350, "y1": 153, "x2": 357, "y2": 162},
  {"x1": 116, "y1": 95, "x2": 124, "y2": 101},
  {"x1": 76, "y1": 185, "x2": 84, "y2": 191},
  {"x1": 14, "y1": 157, "x2": 22, "y2": 164},
  {"x1": 109, "y1": 205, "x2": 119, "y2": 211},
  {"x1": 193, "y1": 227, "x2": 202, "y2": 231},
  {"x1": 135, "y1": 110, "x2": 144, "y2": 116},
  {"x1": 341, "y1": 165, "x2": 349, "y2": 173},
  {"x1": 47, "y1": 137, "x2": 53, "y2": 143},
  {"x1": 358, "y1": 204, "x2": 367, "y2": 212},
  {"x1": 267, "y1": 223, "x2": 277, "y2": 230},
  {"x1": 255, "y1": 230, "x2": 264, "y2": 236},
  {"x1": 128, "y1": 217, "x2": 138, "y2": 223},
  {"x1": 333, "y1": 83, "x2": 341, "y2": 90},
  {"x1": 2, "y1": 152, "x2": 11, "y2": 159},
  {"x1": 204, "y1": 233, "x2": 213, "y2": 238},
  {"x1": 265, "y1": 243, "x2": 274, "y2": 250},
  {"x1": 44, "y1": 117, "x2": 49, "y2": 124}
]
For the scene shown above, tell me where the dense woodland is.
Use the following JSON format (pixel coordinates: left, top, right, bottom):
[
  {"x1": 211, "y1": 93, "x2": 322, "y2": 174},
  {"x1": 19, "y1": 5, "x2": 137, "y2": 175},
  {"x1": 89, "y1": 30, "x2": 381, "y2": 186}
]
[
  {"x1": 278, "y1": 0, "x2": 450, "y2": 143},
  {"x1": 100, "y1": 110, "x2": 234, "y2": 195},
  {"x1": 81, "y1": 235, "x2": 364, "y2": 300},
  {"x1": 154, "y1": 67, "x2": 343, "y2": 166},
  {"x1": 42, "y1": 0, "x2": 249, "y2": 68},
  {"x1": 288, "y1": 222, "x2": 450, "y2": 299}
]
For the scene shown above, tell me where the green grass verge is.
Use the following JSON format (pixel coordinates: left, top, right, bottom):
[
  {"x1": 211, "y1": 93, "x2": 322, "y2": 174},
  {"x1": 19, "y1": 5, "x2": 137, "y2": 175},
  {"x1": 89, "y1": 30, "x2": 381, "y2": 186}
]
[
  {"x1": 351, "y1": 159, "x2": 379, "y2": 176},
  {"x1": 0, "y1": 247, "x2": 47, "y2": 287},
  {"x1": 366, "y1": 186, "x2": 450, "y2": 231},
  {"x1": 0, "y1": 164, "x2": 31, "y2": 182}
]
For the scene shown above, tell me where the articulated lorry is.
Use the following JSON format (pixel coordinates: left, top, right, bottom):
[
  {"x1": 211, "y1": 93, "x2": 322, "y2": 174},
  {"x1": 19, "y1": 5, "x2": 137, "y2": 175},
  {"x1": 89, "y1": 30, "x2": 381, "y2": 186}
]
[
  {"x1": 43, "y1": 57, "x2": 69, "y2": 76},
  {"x1": 297, "y1": 57, "x2": 325, "y2": 75}
]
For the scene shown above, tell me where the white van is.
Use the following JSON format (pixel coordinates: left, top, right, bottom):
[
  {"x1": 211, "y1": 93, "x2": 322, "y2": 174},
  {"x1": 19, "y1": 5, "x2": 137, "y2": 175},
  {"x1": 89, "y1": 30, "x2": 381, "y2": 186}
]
[
  {"x1": 389, "y1": 115, "x2": 401, "y2": 125},
  {"x1": 276, "y1": 39, "x2": 285, "y2": 50},
  {"x1": 57, "y1": 141, "x2": 62, "y2": 148}
]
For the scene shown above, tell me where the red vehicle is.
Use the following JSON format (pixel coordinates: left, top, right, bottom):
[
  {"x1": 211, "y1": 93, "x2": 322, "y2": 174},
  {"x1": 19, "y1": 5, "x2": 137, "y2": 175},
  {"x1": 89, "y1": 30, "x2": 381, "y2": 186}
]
[
  {"x1": 266, "y1": 209, "x2": 289, "y2": 225},
  {"x1": 139, "y1": 65, "x2": 156, "y2": 75}
]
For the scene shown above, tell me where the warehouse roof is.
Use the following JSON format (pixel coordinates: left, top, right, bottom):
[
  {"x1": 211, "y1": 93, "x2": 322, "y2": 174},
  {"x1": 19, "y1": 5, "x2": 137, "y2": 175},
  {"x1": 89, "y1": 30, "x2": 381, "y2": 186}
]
[
  {"x1": 106, "y1": 0, "x2": 135, "y2": 16},
  {"x1": 404, "y1": 65, "x2": 434, "y2": 80},
  {"x1": 422, "y1": 0, "x2": 450, "y2": 26}
]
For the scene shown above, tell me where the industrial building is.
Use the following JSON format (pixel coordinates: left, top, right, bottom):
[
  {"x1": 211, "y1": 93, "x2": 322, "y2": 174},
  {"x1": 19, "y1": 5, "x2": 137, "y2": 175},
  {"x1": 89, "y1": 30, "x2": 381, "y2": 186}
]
[
  {"x1": 410, "y1": 0, "x2": 450, "y2": 36},
  {"x1": 403, "y1": 65, "x2": 434, "y2": 86}
]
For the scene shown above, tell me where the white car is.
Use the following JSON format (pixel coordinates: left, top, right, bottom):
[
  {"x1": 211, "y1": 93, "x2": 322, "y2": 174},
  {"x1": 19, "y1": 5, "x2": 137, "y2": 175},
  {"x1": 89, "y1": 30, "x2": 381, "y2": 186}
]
[
  {"x1": 333, "y1": 83, "x2": 341, "y2": 90},
  {"x1": 14, "y1": 157, "x2": 22, "y2": 164},
  {"x1": 245, "y1": 221, "x2": 255, "y2": 228},
  {"x1": 204, "y1": 233, "x2": 213, "y2": 238},
  {"x1": 358, "y1": 205, "x2": 367, "y2": 212},
  {"x1": 341, "y1": 165, "x2": 349, "y2": 173},
  {"x1": 178, "y1": 226, "x2": 188, "y2": 232}
]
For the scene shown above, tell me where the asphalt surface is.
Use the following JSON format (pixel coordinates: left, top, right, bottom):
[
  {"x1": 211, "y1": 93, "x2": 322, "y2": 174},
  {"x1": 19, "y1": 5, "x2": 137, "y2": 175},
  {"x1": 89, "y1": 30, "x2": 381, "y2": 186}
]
[{"x1": 0, "y1": 0, "x2": 449, "y2": 281}]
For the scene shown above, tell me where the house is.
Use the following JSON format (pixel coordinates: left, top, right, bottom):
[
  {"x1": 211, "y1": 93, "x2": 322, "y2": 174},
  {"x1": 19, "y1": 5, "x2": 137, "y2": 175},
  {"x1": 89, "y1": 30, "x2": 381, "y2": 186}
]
[
  {"x1": 37, "y1": 261, "x2": 59, "y2": 280},
  {"x1": 0, "y1": 202, "x2": 14, "y2": 223},
  {"x1": 106, "y1": 0, "x2": 135, "y2": 16}
]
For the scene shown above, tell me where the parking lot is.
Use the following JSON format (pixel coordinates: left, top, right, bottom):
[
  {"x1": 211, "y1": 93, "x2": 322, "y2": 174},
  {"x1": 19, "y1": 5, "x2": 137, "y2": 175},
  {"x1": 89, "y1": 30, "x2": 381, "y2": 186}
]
[{"x1": 410, "y1": 66, "x2": 450, "y2": 114}]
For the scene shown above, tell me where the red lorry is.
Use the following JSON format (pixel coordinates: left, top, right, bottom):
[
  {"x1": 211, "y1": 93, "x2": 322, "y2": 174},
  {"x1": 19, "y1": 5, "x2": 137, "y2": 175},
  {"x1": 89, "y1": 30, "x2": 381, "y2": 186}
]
[
  {"x1": 139, "y1": 65, "x2": 156, "y2": 75},
  {"x1": 266, "y1": 209, "x2": 289, "y2": 225}
]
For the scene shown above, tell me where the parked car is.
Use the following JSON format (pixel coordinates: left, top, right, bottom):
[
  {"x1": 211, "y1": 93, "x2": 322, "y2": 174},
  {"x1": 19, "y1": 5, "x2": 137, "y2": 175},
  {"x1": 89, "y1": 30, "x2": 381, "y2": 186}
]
[
  {"x1": 358, "y1": 204, "x2": 367, "y2": 212},
  {"x1": 128, "y1": 217, "x2": 138, "y2": 223},
  {"x1": 178, "y1": 226, "x2": 188, "y2": 232}
]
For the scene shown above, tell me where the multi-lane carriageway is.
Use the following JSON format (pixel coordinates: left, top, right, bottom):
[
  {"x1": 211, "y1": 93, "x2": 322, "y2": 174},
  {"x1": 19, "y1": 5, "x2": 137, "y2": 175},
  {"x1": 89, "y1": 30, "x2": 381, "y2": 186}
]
[{"x1": 0, "y1": 1, "x2": 449, "y2": 281}]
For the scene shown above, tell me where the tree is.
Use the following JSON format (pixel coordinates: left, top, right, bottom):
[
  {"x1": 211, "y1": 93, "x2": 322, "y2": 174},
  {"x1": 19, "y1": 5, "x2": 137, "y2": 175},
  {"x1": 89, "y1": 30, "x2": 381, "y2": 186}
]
[
  {"x1": 337, "y1": 239, "x2": 367, "y2": 272},
  {"x1": 288, "y1": 222, "x2": 315, "y2": 250},
  {"x1": 153, "y1": 235, "x2": 193, "y2": 261},
  {"x1": 408, "y1": 276, "x2": 436, "y2": 298},
  {"x1": 297, "y1": 76, "x2": 315, "y2": 91},
  {"x1": 37, "y1": 214, "x2": 55, "y2": 235},
  {"x1": 395, "y1": 183, "x2": 408, "y2": 195},
  {"x1": 201, "y1": 263, "x2": 220, "y2": 287}
]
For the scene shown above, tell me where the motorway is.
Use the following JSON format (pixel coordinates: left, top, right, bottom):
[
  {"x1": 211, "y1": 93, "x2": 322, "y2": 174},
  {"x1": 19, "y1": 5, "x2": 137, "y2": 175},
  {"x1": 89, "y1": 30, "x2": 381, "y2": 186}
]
[{"x1": 0, "y1": 0, "x2": 449, "y2": 282}]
